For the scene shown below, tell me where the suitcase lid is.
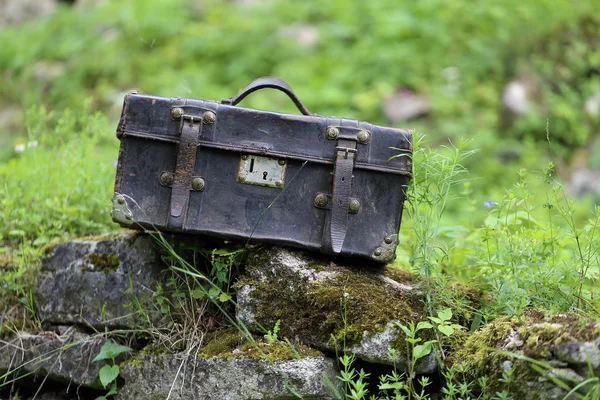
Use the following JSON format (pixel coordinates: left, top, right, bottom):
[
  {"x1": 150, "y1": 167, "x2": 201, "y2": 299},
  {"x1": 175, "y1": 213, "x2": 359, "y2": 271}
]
[{"x1": 117, "y1": 78, "x2": 412, "y2": 176}]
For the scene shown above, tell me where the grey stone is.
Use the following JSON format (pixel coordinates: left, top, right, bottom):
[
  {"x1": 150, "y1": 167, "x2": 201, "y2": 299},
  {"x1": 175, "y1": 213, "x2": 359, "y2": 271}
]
[
  {"x1": 22, "y1": 393, "x2": 71, "y2": 400},
  {"x1": 119, "y1": 354, "x2": 341, "y2": 400},
  {"x1": 236, "y1": 247, "x2": 437, "y2": 373},
  {"x1": 32, "y1": 61, "x2": 66, "y2": 82},
  {"x1": 568, "y1": 167, "x2": 600, "y2": 198},
  {"x1": 585, "y1": 90, "x2": 600, "y2": 117},
  {"x1": 0, "y1": 105, "x2": 21, "y2": 133},
  {"x1": 74, "y1": 0, "x2": 108, "y2": 8},
  {"x1": 502, "y1": 80, "x2": 533, "y2": 115},
  {"x1": 0, "y1": 0, "x2": 57, "y2": 28},
  {"x1": 554, "y1": 341, "x2": 600, "y2": 372},
  {"x1": 35, "y1": 233, "x2": 167, "y2": 330},
  {"x1": 461, "y1": 317, "x2": 600, "y2": 399},
  {"x1": 382, "y1": 89, "x2": 430, "y2": 122},
  {"x1": 0, "y1": 329, "x2": 120, "y2": 389}
]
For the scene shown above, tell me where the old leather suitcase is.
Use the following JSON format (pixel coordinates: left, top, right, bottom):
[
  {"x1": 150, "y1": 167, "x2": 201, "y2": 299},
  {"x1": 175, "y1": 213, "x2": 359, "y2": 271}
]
[{"x1": 112, "y1": 77, "x2": 412, "y2": 263}]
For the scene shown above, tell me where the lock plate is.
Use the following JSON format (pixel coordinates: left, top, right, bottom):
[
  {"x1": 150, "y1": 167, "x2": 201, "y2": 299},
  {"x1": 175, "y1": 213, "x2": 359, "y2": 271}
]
[{"x1": 237, "y1": 155, "x2": 286, "y2": 188}]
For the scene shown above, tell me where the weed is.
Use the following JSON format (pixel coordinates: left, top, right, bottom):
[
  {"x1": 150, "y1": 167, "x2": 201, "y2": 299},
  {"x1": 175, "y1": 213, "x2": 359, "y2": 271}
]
[
  {"x1": 92, "y1": 340, "x2": 133, "y2": 400},
  {"x1": 266, "y1": 320, "x2": 281, "y2": 345}
]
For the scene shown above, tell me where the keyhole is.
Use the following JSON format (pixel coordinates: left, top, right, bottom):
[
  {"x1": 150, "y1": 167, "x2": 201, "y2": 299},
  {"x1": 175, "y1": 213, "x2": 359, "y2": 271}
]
[
  {"x1": 249, "y1": 158, "x2": 255, "y2": 172},
  {"x1": 263, "y1": 172, "x2": 268, "y2": 180}
]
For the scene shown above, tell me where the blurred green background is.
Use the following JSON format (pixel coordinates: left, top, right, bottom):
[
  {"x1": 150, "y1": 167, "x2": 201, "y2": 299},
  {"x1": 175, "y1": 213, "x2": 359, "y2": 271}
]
[{"x1": 1, "y1": 0, "x2": 599, "y2": 244}]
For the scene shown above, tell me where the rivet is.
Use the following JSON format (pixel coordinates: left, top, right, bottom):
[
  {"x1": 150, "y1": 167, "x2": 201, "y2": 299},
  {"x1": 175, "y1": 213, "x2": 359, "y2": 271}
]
[
  {"x1": 374, "y1": 248, "x2": 383, "y2": 257},
  {"x1": 357, "y1": 130, "x2": 371, "y2": 144},
  {"x1": 202, "y1": 111, "x2": 216, "y2": 125},
  {"x1": 125, "y1": 213, "x2": 133, "y2": 221},
  {"x1": 348, "y1": 199, "x2": 360, "y2": 212},
  {"x1": 192, "y1": 177, "x2": 205, "y2": 191},
  {"x1": 275, "y1": 179, "x2": 284, "y2": 188},
  {"x1": 326, "y1": 127, "x2": 339, "y2": 140},
  {"x1": 278, "y1": 159, "x2": 286, "y2": 166},
  {"x1": 171, "y1": 107, "x2": 183, "y2": 120},
  {"x1": 314, "y1": 193, "x2": 328, "y2": 208},
  {"x1": 384, "y1": 235, "x2": 394, "y2": 244},
  {"x1": 241, "y1": 154, "x2": 249, "y2": 160},
  {"x1": 238, "y1": 175, "x2": 246, "y2": 183},
  {"x1": 160, "y1": 172, "x2": 174, "y2": 186},
  {"x1": 117, "y1": 196, "x2": 125, "y2": 205}
]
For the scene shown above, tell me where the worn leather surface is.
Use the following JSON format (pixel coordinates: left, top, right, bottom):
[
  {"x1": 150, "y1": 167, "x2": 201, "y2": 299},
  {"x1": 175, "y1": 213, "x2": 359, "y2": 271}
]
[
  {"x1": 114, "y1": 90, "x2": 412, "y2": 263},
  {"x1": 328, "y1": 139, "x2": 357, "y2": 253},
  {"x1": 167, "y1": 118, "x2": 201, "y2": 229},
  {"x1": 117, "y1": 95, "x2": 411, "y2": 174}
]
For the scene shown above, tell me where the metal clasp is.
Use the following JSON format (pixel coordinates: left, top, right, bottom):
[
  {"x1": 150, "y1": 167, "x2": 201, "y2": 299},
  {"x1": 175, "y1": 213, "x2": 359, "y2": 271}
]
[{"x1": 336, "y1": 146, "x2": 357, "y2": 160}]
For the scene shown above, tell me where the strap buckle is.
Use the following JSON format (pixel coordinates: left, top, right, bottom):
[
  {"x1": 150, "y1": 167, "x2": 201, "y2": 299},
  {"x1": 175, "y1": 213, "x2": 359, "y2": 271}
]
[{"x1": 336, "y1": 146, "x2": 357, "y2": 160}]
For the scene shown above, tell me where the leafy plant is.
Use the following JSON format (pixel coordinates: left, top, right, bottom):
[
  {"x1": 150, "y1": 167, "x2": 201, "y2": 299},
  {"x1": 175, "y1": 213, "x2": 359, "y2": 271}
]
[
  {"x1": 338, "y1": 353, "x2": 370, "y2": 400},
  {"x1": 266, "y1": 320, "x2": 281, "y2": 345},
  {"x1": 92, "y1": 340, "x2": 133, "y2": 400},
  {"x1": 428, "y1": 308, "x2": 464, "y2": 338}
]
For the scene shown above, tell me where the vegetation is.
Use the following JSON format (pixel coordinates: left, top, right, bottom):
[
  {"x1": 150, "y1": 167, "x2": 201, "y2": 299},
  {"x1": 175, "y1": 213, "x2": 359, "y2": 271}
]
[{"x1": 1, "y1": 0, "x2": 599, "y2": 398}]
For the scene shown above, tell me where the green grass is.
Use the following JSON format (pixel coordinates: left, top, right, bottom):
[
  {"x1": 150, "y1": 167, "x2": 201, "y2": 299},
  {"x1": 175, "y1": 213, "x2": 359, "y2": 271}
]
[{"x1": 1, "y1": 0, "x2": 600, "y2": 398}]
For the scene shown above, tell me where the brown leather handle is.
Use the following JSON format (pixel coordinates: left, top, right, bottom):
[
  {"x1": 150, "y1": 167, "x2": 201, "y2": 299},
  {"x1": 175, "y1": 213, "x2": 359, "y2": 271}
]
[{"x1": 222, "y1": 76, "x2": 312, "y2": 116}]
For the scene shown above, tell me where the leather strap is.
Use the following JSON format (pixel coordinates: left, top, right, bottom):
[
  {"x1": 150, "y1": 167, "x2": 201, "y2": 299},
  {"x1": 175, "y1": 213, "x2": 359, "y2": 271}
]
[
  {"x1": 327, "y1": 138, "x2": 357, "y2": 253},
  {"x1": 222, "y1": 76, "x2": 312, "y2": 116},
  {"x1": 167, "y1": 117, "x2": 201, "y2": 229}
]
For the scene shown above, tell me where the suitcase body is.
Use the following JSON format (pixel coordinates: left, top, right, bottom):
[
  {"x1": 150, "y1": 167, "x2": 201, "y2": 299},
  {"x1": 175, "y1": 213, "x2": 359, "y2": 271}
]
[{"x1": 112, "y1": 77, "x2": 412, "y2": 263}]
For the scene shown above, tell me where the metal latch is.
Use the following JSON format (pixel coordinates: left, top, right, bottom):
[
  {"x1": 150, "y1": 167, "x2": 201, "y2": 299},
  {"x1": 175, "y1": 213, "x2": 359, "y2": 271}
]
[{"x1": 237, "y1": 154, "x2": 286, "y2": 188}]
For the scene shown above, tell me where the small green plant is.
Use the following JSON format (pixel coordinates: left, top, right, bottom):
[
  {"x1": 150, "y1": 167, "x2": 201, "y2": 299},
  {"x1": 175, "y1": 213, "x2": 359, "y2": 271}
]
[
  {"x1": 395, "y1": 321, "x2": 437, "y2": 394},
  {"x1": 266, "y1": 319, "x2": 281, "y2": 344},
  {"x1": 441, "y1": 361, "x2": 492, "y2": 400},
  {"x1": 338, "y1": 353, "x2": 370, "y2": 400},
  {"x1": 428, "y1": 308, "x2": 464, "y2": 338},
  {"x1": 92, "y1": 340, "x2": 133, "y2": 400}
]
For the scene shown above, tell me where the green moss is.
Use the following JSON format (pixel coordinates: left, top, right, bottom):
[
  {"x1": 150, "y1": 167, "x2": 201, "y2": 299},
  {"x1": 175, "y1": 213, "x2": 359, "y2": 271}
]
[
  {"x1": 199, "y1": 328, "x2": 322, "y2": 361},
  {"x1": 40, "y1": 241, "x2": 59, "y2": 256},
  {"x1": 200, "y1": 329, "x2": 246, "y2": 358},
  {"x1": 306, "y1": 259, "x2": 331, "y2": 272},
  {"x1": 85, "y1": 252, "x2": 120, "y2": 274},
  {"x1": 453, "y1": 317, "x2": 515, "y2": 372},
  {"x1": 124, "y1": 342, "x2": 170, "y2": 368},
  {"x1": 452, "y1": 313, "x2": 599, "y2": 396},
  {"x1": 234, "y1": 257, "x2": 428, "y2": 358},
  {"x1": 77, "y1": 230, "x2": 138, "y2": 242},
  {"x1": 237, "y1": 341, "x2": 323, "y2": 361},
  {"x1": 0, "y1": 253, "x2": 13, "y2": 269}
]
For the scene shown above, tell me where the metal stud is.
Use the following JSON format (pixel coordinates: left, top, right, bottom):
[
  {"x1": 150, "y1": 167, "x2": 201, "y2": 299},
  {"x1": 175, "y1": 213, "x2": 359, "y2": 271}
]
[
  {"x1": 357, "y1": 130, "x2": 371, "y2": 144},
  {"x1": 117, "y1": 197, "x2": 125, "y2": 205},
  {"x1": 238, "y1": 175, "x2": 246, "y2": 183},
  {"x1": 160, "y1": 172, "x2": 174, "y2": 186},
  {"x1": 314, "y1": 193, "x2": 328, "y2": 208},
  {"x1": 326, "y1": 127, "x2": 339, "y2": 140},
  {"x1": 275, "y1": 179, "x2": 284, "y2": 188},
  {"x1": 384, "y1": 235, "x2": 394, "y2": 244},
  {"x1": 374, "y1": 248, "x2": 383, "y2": 257},
  {"x1": 170, "y1": 107, "x2": 183, "y2": 120},
  {"x1": 278, "y1": 159, "x2": 286, "y2": 166},
  {"x1": 348, "y1": 199, "x2": 361, "y2": 213},
  {"x1": 202, "y1": 111, "x2": 216, "y2": 125},
  {"x1": 241, "y1": 154, "x2": 249, "y2": 160},
  {"x1": 192, "y1": 177, "x2": 205, "y2": 191}
]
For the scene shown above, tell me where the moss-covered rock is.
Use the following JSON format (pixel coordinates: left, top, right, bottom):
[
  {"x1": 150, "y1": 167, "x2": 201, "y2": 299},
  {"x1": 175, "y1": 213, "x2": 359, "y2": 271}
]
[
  {"x1": 120, "y1": 352, "x2": 342, "y2": 400},
  {"x1": 452, "y1": 312, "x2": 600, "y2": 399},
  {"x1": 34, "y1": 232, "x2": 167, "y2": 330},
  {"x1": 0, "y1": 328, "x2": 126, "y2": 390},
  {"x1": 199, "y1": 328, "x2": 323, "y2": 361},
  {"x1": 235, "y1": 246, "x2": 438, "y2": 372}
]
